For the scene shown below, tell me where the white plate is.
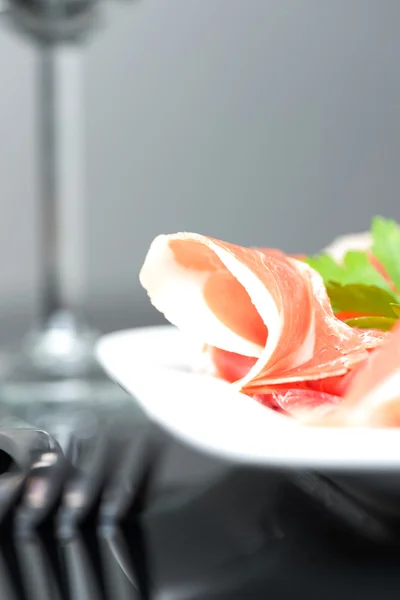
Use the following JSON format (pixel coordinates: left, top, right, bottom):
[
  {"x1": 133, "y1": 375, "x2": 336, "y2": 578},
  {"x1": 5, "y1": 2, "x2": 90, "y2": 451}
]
[{"x1": 96, "y1": 325, "x2": 400, "y2": 471}]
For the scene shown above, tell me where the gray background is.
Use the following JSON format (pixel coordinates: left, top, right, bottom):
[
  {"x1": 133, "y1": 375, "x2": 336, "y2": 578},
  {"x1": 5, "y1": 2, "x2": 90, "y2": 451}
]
[{"x1": 0, "y1": 0, "x2": 399, "y2": 341}]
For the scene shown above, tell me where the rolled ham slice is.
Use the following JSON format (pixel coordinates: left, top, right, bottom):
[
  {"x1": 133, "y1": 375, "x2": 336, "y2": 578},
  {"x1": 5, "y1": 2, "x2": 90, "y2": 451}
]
[{"x1": 140, "y1": 233, "x2": 384, "y2": 393}]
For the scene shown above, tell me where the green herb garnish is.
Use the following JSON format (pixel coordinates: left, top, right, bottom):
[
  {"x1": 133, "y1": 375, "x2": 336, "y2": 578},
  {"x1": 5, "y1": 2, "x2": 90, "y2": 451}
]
[
  {"x1": 391, "y1": 304, "x2": 400, "y2": 317},
  {"x1": 371, "y1": 216, "x2": 400, "y2": 291},
  {"x1": 304, "y1": 216, "x2": 400, "y2": 331},
  {"x1": 344, "y1": 316, "x2": 397, "y2": 331},
  {"x1": 325, "y1": 282, "x2": 398, "y2": 317},
  {"x1": 305, "y1": 250, "x2": 391, "y2": 290}
]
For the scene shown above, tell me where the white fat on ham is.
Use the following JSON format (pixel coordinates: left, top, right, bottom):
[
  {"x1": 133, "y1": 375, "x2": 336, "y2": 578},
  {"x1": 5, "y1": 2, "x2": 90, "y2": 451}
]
[{"x1": 323, "y1": 231, "x2": 371, "y2": 264}]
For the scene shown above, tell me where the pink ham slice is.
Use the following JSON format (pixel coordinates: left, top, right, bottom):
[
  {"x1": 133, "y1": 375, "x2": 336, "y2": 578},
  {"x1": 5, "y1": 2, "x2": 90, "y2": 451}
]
[
  {"x1": 257, "y1": 388, "x2": 342, "y2": 419},
  {"x1": 139, "y1": 233, "x2": 384, "y2": 393},
  {"x1": 306, "y1": 321, "x2": 400, "y2": 427}
]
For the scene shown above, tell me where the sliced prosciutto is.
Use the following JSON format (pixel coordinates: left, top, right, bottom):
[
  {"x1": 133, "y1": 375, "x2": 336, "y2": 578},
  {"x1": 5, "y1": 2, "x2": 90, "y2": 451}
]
[
  {"x1": 139, "y1": 232, "x2": 384, "y2": 394},
  {"x1": 259, "y1": 388, "x2": 342, "y2": 419},
  {"x1": 305, "y1": 321, "x2": 400, "y2": 427}
]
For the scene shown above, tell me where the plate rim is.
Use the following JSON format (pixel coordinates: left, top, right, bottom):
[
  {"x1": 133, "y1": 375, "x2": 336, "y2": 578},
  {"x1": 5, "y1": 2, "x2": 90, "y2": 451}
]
[{"x1": 96, "y1": 325, "x2": 400, "y2": 472}]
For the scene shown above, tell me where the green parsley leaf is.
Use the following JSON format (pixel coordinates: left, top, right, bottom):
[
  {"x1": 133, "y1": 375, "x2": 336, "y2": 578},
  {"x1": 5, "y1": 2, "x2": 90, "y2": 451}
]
[
  {"x1": 341, "y1": 251, "x2": 393, "y2": 290},
  {"x1": 305, "y1": 250, "x2": 391, "y2": 291},
  {"x1": 304, "y1": 254, "x2": 345, "y2": 284},
  {"x1": 344, "y1": 316, "x2": 397, "y2": 332},
  {"x1": 371, "y1": 216, "x2": 400, "y2": 291},
  {"x1": 391, "y1": 303, "x2": 400, "y2": 317},
  {"x1": 304, "y1": 216, "x2": 400, "y2": 320},
  {"x1": 325, "y1": 282, "x2": 399, "y2": 317}
]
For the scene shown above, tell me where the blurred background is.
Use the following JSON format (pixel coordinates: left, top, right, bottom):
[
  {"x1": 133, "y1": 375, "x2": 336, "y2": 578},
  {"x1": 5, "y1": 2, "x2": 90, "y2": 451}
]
[{"x1": 0, "y1": 0, "x2": 399, "y2": 340}]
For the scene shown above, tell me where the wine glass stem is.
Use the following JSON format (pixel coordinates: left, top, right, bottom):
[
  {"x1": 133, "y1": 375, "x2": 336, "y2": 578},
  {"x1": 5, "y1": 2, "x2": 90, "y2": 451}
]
[
  {"x1": 39, "y1": 43, "x2": 61, "y2": 322},
  {"x1": 38, "y1": 42, "x2": 85, "y2": 327}
]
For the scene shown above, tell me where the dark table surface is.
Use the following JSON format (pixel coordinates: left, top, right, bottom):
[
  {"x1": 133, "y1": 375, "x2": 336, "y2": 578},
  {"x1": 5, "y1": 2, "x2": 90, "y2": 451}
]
[
  {"x1": 0, "y1": 399, "x2": 399, "y2": 600},
  {"x1": 1, "y1": 463, "x2": 400, "y2": 600}
]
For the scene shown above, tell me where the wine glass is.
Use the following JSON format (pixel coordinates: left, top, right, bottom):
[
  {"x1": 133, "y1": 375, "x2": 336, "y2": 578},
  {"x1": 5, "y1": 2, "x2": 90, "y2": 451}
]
[{"x1": 0, "y1": 0, "x2": 133, "y2": 438}]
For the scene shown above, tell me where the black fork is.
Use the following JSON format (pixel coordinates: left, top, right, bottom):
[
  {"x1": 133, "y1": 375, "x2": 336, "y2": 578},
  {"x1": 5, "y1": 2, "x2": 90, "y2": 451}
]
[{"x1": 0, "y1": 406, "x2": 159, "y2": 600}]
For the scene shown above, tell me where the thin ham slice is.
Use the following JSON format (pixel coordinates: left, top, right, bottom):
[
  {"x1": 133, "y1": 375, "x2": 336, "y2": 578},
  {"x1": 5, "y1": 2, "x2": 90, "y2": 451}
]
[
  {"x1": 140, "y1": 233, "x2": 384, "y2": 393},
  {"x1": 263, "y1": 388, "x2": 342, "y2": 419},
  {"x1": 305, "y1": 321, "x2": 400, "y2": 427}
]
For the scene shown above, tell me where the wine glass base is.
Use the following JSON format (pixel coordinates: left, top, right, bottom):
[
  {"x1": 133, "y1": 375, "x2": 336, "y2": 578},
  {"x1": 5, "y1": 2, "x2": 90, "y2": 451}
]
[{"x1": 0, "y1": 310, "x2": 140, "y2": 445}]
